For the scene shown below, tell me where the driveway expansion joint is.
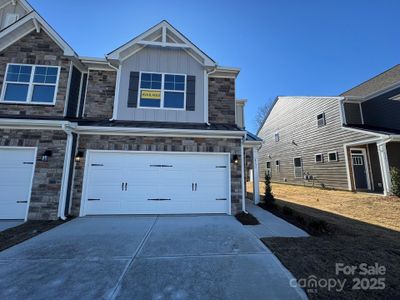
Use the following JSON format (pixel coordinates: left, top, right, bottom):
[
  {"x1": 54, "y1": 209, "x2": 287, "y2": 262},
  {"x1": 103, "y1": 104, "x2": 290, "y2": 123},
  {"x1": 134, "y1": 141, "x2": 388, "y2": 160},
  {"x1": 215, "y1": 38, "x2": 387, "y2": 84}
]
[{"x1": 108, "y1": 215, "x2": 158, "y2": 300}]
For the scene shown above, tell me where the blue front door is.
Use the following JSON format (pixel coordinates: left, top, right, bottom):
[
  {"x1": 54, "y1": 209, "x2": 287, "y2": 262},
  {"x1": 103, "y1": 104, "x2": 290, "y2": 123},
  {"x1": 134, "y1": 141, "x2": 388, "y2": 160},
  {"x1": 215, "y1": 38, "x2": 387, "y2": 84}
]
[{"x1": 352, "y1": 154, "x2": 368, "y2": 190}]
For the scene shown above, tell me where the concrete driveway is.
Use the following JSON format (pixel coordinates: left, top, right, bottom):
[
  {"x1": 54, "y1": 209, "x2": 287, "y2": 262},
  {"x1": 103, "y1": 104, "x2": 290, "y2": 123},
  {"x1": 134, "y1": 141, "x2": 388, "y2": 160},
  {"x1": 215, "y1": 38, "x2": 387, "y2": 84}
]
[{"x1": 0, "y1": 215, "x2": 307, "y2": 300}]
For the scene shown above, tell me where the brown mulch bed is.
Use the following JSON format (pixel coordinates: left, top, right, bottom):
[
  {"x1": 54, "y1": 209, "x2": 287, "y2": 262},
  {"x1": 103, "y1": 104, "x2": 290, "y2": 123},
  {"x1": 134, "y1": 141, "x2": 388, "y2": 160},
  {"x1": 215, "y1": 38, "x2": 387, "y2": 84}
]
[
  {"x1": 260, "y1": 199, "x2": 400, "y2": 299},
  {"x1": 235, "y1": 211, "x2": 260, "y2": 225},
  {"x1": 0, "y1": 219, "x2": 69, "y2": 252}
]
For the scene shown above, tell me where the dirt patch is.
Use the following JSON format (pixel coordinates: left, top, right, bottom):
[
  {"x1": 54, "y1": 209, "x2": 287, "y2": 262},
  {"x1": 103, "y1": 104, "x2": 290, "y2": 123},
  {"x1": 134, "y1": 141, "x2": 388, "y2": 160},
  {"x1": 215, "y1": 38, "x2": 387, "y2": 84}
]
[
  {"x1": 260, "y1": 199, "x2": 400, "y2": 299},
  {"x1": 247, "y1": 182, "x2": 400, "y2": 231},
  {"x1": 235, "y1": 212, "x2": 260, "y2": 225},
  {"x1": 0, "y1": 219, "x2": 69, "y2": 252}
]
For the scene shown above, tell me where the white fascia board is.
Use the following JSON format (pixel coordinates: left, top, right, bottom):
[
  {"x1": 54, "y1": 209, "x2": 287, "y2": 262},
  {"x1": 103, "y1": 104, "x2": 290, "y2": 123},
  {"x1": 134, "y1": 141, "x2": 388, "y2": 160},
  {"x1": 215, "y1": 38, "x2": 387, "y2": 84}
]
[
  {"x1": 341, "y1": 126, "x2": 388, "y2": 138},
  {"x1": 244, "y1": 141, "x2": 262, "y2": 147},
  {"x1": 0, "y1": 118, "x2": 77, "y2": 130},
  {"x1": 107, "y1": 20, "x2": 216, "y2": 67},
  {"x1": 76, "y1": 125, "x2": 245, "y2": 138},
  {"x1": 0, "y1": 12, "x2": 77, "y2": 57}
]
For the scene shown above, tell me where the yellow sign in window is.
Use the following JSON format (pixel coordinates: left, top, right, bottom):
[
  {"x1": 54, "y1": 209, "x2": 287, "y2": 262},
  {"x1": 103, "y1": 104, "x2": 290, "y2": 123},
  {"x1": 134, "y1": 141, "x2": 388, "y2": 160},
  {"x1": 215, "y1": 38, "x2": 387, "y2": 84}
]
[{"x1": 141, "y1": 90, "x2": 161, "y2": 99}]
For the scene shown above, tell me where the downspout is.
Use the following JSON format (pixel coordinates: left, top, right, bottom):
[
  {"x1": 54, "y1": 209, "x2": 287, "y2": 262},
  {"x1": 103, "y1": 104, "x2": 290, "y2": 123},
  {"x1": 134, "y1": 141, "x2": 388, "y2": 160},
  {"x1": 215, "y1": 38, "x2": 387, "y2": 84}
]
[
  {"x1": 205, "y1": 66, "x2": 218, "y2": 126},
  {"x1": 107, "y1": 61, "x2": 119, "y2": 121},
  {"x1": 241, "y1": 133, "x2": 247, "y2": 213},
  {"x1": 377, "y1": 138, "x2": 393, "y2": 196},
  {"x1": 57, "y1": 123, "x2": 74, "y2": 220}
]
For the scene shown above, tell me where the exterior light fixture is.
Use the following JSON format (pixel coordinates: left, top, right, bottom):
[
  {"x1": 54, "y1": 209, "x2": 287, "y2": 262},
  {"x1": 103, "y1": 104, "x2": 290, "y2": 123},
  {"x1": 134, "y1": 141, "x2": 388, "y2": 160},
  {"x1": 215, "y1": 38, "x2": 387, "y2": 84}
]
[
  {"x1": 41, "y1": 150, "x2": 52, "y2": 162},
  {"x1": 75, "y1": 151, "x2": 84, "y2": 162},
  {"x1": 232, "y1": 154, "x2": 239, "y2": 164}
]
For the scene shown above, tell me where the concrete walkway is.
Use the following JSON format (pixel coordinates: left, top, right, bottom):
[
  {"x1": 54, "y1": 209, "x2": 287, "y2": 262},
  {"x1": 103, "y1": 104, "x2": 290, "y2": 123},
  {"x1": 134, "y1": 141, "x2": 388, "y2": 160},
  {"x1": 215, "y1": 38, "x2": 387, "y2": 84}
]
[
  {"x1": 245, "y1": 200, "x2": 309, "y2": 238},
  {"x1": 0, "y1": 221, "x2": 23, "y2": 232},
  {"x1": 0, "y1": 215, "x2": 307, "y2": 300}
]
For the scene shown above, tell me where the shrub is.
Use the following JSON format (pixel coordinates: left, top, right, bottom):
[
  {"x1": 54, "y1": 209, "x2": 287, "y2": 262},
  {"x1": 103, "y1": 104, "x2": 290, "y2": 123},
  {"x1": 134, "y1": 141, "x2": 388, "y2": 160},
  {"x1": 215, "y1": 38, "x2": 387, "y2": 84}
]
[
  {"x1": 391, "y1": 167, "x2": 400, "y2": 197},
  {"x1": 264, "y1": 171, "x2": 275, "y2": 203}
]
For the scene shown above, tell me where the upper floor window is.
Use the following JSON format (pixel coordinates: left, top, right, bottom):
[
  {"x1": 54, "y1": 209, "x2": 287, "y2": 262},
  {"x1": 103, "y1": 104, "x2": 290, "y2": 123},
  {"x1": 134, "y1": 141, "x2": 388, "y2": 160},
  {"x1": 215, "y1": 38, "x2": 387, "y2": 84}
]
[
  {"x1": 1, "y1": 64, "x2": 60, "y2": 105},
  {"x1": 315, "y1": 153, "x2": 324, "y2": 163},
  {"x1": 317, "y1": 113, "x2": 326, "y2": 127},
  {"x1": 139, "y1": 72, "x2": 186, "y2": 110},
  {"x1": 328, "y1": 151, "x2": 338, "y2": 162}
]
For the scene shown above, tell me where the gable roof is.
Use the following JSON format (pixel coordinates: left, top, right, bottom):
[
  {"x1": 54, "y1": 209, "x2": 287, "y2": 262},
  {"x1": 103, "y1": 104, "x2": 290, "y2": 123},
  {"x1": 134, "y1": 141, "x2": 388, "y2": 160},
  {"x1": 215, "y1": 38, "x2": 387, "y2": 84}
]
[
  {"x1": 0, "y1": 9, "x2": 77, "y2": 56},
  {"x1": 107, "y1": 20, "x2": 216, "y2": 67},
  {"x1": 341, "y1": 64, "x2": 400, "y2": 98}
]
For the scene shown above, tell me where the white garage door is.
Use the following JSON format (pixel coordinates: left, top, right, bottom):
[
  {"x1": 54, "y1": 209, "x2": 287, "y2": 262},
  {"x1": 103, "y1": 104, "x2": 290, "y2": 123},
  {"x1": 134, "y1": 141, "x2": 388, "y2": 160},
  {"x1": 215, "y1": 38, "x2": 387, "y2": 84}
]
[
  {"x1": 0, "y1": 147, "x2": 36, "y2": 219},
  {"x1": 82, "y1": 151, "x2": 231, "y2": 215}
]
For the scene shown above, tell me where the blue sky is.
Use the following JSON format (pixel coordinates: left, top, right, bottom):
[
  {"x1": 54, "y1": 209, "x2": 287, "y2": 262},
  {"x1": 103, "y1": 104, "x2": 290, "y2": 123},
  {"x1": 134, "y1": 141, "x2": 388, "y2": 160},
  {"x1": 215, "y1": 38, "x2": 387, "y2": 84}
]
[{"x1": 30, "y1": 0, "x2": 400, "y2": 133}]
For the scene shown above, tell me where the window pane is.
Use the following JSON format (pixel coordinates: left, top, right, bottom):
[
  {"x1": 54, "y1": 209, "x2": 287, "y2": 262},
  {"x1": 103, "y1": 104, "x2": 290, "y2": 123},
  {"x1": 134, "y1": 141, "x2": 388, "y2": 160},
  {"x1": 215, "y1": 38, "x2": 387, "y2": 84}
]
[
  {"x1": 33, "y1": 66, "x2": 58, "y2": 84},
  {"x1": 164, "y1": 74, "x2": 185, "y2": 91},
  {"x1": 6, "y1": 64, "x2": 32, "y2": 82},
  {"x1": 140, "y1": 99, "x2": 161, "y2": 107},
  {"x1": 140, "y1": 73, "x2": 161, "y2": 89},
  {"x1": 329, "y1": 153, "x2": 337, "y2": 161},
  {"x1": 294, "y1": 158, "x2": 302, "y2": 167},
  {"x1": 32, "y1": 85, "x2": 55, "y2": 103},
  {"x1": 4, "y1": 83, "x2": 29, "y2": 102},
  {"x1": 164, "y1": 91, "x2": 184, "y2": 108}
]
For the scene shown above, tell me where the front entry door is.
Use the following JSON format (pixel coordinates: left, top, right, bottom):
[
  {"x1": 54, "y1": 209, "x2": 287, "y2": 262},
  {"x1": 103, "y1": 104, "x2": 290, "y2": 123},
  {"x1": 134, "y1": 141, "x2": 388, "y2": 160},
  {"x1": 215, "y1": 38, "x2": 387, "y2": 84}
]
[{"x1": 352, "y1": 153, "x2": 369, "y2": 190}]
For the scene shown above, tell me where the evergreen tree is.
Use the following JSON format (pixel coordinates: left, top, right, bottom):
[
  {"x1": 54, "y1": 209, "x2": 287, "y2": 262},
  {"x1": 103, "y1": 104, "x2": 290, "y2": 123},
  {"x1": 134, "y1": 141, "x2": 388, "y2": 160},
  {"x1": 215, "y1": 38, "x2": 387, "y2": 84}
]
[
  {"x1": 391, "y1": 167, "x2": 400, "y2": 197},
  {"x1": 264, "y1": 171, "x2": 275, "y2": 203}
]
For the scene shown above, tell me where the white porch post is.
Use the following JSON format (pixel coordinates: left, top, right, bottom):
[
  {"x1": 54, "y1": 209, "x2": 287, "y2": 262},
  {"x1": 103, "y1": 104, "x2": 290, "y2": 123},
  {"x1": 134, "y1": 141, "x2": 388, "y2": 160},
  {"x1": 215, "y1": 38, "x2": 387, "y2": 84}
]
[
  {"x1": 252, "y1": 147, "x2": 260, "y2": 204},
  {"x1": 377, "y1": 141, "x2": 392, "y2": 196}
]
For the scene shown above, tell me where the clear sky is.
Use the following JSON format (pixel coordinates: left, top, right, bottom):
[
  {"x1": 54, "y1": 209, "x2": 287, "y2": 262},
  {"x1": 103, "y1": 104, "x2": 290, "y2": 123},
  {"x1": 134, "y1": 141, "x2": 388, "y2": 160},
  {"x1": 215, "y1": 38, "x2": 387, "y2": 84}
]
[{"x1": 30, "y1": 0, "x2": 400, "y2": 133}]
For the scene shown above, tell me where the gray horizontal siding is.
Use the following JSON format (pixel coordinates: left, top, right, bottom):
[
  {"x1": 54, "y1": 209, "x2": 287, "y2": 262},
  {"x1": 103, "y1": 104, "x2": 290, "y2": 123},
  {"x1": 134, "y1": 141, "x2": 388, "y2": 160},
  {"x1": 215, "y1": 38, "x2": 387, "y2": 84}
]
[
  {"x1": 116, "y1": 47, "x2": 205, "y2": 123},
  {"x1": 258, "y1": 97, "x2": 373, "y2": 190}
]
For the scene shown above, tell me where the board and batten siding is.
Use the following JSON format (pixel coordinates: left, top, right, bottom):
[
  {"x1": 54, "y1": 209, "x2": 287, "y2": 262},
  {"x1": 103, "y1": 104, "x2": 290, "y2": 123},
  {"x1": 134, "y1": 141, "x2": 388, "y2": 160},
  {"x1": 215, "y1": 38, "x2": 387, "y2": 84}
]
[
  {"x1": 116, "y1": 47, "x2": 205, "y2": 123},
  {"x1": 258, "y1": 97, "x2": 374, "y2": 190}
]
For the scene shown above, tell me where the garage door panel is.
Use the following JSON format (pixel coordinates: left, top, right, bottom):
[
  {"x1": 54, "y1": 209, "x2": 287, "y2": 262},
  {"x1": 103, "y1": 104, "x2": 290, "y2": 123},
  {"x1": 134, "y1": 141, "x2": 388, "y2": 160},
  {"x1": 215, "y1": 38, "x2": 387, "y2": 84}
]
[
  {"x1": 0, "y1": 148, "x2": 35, "y2": 219},
  {"x1": 83, "y1": 152, "x2": 230, "y2": 215}
]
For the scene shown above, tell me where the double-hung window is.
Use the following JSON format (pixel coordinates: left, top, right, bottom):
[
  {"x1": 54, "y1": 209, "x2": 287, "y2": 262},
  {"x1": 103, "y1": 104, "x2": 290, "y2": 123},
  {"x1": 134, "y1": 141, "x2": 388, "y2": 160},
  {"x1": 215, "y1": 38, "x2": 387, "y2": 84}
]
[
  {"x1": 1, "y1": 63, "x2": 60, "y2": 104},
  {"x1": 139, "y1": 72, "x2": 186, "y2": 109}
]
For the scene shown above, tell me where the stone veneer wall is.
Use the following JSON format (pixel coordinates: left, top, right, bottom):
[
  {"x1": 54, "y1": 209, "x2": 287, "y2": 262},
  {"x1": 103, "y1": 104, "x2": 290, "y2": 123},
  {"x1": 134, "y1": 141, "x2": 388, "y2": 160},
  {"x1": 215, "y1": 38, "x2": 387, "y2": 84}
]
[
  {"x1": 0, "y1": 30, "x2": 71, "y2": 116},
  {"x1": 83, "y1": 70, "x2": 116, "y2": 119},
  {"x1": 208, "y1": 77, "x2": 236, "y2": 124},
  {"x1": 71, "y1": 135, "x2": 243, "y2": 216},
  {"x1": 0, "y1": 129, "x2": 67, "y2": 220}
]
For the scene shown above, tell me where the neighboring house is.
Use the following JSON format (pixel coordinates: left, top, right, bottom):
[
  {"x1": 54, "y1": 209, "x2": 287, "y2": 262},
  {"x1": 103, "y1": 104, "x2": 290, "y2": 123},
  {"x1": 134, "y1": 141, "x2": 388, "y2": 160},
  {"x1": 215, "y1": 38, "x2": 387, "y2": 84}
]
[
  {"x1": 0, "y1": 0, "x2": 261, "y2": 220},
  {"x1": 257, "y1": 64, "x2": 400, "y2": 196}
]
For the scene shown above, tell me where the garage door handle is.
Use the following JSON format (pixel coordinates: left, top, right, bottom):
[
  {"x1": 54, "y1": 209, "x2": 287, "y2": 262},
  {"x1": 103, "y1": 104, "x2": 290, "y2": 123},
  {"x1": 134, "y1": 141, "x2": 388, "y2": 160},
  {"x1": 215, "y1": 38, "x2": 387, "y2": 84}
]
[
  {"x1": 88, "y1": 198, "x2": 100, "y2": 201},
  {"x1": 192, "y1": 183, "x2": 194, "y2": 191},
  {"x1": 16, "y1": 200, "x2": 28, "y2": 203},
  {"x1": 148, "y1": 198, "x2": 171, "y2": 201},
  {"x1": 125, "y1": 182, "x2": 128, "y2": 191},
  {"x1": 216, "y1": 198, "x2": 227, "y2": 201},
  {"x1": 195, "y1": 183, "x2": 197, "y2": 191}
]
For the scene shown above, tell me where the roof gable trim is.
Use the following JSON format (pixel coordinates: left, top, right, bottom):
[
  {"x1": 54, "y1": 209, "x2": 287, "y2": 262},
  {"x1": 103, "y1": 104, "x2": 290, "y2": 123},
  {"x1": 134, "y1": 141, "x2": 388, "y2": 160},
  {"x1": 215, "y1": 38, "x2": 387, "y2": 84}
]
[{"x1": 107, "y1": 20, "x2": 216, "y2": 67}]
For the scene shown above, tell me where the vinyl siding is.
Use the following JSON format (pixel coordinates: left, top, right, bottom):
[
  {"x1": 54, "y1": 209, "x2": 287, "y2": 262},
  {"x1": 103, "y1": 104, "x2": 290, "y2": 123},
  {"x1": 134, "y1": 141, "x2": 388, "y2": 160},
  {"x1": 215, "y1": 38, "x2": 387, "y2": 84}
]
[
  {"x1": 361, "y1": 86, "x2": 400, "y2": 130},
  {"x1": 0, "y1": 1, "x2": 28, "y2": 29},
  {"x1": 258, "y1": 97, "x2": 374, "y2": 190},
  {"x1": 116, "y1": 47, "x2": 205, "y2": 123},
  {"x1": 344, "y1": 102, "x2": 362, "y2": 124}
]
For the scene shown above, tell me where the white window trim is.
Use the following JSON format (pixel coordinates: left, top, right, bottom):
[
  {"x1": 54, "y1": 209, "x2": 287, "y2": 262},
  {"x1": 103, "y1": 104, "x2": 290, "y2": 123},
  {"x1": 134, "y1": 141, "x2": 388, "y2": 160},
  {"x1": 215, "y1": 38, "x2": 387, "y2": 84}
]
[
  {"x1": 0, "y1": 63, "x2": 60, "y2": 105},
  {"x1": 275, "y1": 160, "x2": 280, "y2": 172},
  {"x1": 317, "y1": 112, "x2": 326, "y2": 127},
  {"x1": 293, "y1": 157, "x2": 303, "y2": 178},
  {"x1": 266, "y1": 161, "x2": 272, "y2": 176},
  {"x1": 137, "y1": 71, "x2": 187, "y2": 111},
  {"x1": 315, "y1": 153, "x2": 324, "y2": 163},
  {"x1": 328, "y1": 151, "x2": 339, "y2": 162},
  {"x1": 274, "y1": 132, "x2": 280, "y2": 142}
]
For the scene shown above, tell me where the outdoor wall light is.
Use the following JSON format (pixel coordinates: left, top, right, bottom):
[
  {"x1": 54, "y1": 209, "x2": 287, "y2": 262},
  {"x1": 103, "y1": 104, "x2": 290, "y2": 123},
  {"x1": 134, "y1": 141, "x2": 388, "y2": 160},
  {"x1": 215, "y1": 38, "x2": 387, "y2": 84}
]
[
  {"x1": 232, "y1": 154, "x2": 239, "y2": 164},
  {"x1": 41, "y1": 150, "x2": 52, "y2": 162},
  {"x1": 75, "y1": 151, "x2": 84, "y2": 162}
]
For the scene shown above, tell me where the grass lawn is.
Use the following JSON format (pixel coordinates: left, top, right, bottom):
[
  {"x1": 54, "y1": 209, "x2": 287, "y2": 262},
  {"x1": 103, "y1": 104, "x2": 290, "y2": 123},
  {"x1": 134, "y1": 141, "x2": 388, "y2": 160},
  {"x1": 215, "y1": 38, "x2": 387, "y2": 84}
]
[{"x1": 248, "y1": 182, "x2": 400, "y2": 299}]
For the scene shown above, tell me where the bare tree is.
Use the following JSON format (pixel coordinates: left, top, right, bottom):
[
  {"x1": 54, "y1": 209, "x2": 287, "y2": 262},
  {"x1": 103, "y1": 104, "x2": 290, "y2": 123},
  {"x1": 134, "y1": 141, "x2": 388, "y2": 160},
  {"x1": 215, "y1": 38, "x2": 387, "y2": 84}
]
[{"x1": 254, "y1": 102, "x2": 270, "y2": 130}]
